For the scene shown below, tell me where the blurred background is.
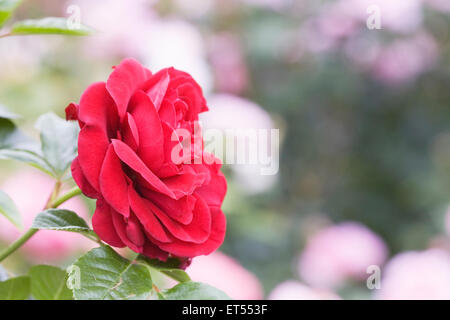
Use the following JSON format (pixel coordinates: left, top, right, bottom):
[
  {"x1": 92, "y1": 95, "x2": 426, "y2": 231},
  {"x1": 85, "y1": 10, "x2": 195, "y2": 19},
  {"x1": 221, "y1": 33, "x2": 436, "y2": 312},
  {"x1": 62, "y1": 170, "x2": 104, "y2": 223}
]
[{"x1": 1, "y1": 0, "x2": 450, "y2": 300}]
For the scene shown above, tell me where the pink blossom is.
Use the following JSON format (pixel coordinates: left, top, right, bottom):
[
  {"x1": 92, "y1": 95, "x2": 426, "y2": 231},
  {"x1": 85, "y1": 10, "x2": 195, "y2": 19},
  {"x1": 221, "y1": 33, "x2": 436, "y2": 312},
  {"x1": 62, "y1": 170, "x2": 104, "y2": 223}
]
[
  {"x1": 345, "y1": 0, "x2": 423, "y2": 34},
  {"x1": 268, "y1": 280, "x2": 340, "y2": 300},
  {"x1": 298, "y1": 2, "x2": 361, "y2": 55},
  {"x1": 344, "y1": 37, "x2": 381, "y2": 70},
  {"x1": 372, "y1": 33, "x2": 438, "y2": 85},
  {"x1": 376, "y1": 249, "x2": 450, "y2": 300},
  {"x1": 299, "y1": 19, "x2": 342, "y2": 54},
  {"x1": 316, "y1": 8, "x2": 358, "y2": 40},
  {"x1": 68, "y1": 0, "x2": 155, "y2": 59},
  {"x1": 0, "y1": 169, "x2": 92, "y2": 262},
  {"x1": 298, "y1": 222, "x2": 388, "y2": 289},
  {"x1": 298, "y1": 0, "x2": 424, "y2": 56},
  {"x1": 187, "y1": 252, "x2": 264, "y2": 300},
  {"x1": 209, "y1": 34, "x2": 249, "y2": 94}
]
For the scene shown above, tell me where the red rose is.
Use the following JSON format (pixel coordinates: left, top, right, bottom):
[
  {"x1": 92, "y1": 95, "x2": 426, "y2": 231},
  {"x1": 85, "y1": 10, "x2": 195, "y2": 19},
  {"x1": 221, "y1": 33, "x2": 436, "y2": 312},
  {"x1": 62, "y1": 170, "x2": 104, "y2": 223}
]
[{"x1": 66, "y1": 58, "x2": 227, "y2": 261}]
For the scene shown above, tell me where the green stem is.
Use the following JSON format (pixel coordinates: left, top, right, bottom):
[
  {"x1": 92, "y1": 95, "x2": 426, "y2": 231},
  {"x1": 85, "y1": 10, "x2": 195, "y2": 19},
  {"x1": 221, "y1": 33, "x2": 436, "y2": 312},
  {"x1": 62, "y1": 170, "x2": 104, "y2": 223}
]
[
  {"x1": 50, "y1": 187, "x2": 82, "y2": 208},
  {"x1": 0, "y1": 186, "x2": 83, "y2": 263},
  {"x1": 0, "y1": 228, "x2": 38, "y2": 262}
]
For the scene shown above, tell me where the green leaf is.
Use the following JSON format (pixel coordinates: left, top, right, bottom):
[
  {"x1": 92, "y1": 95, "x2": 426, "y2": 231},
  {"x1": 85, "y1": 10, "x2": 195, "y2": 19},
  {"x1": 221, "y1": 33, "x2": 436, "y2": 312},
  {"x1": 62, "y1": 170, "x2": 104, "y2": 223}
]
[
  {"x1": 137, "y1": 255, "x2": 191, "y2": 283},
  {"x1": 0, "y1": 118, "x2": 34, "y2": 150},
  {"x1": 0, "y1": 276, "x2": 30, "y2": 300},
  {"x1": 35, "y1": 113, "x2": 79, "y2": 177},
  {"x1": 69, "y1": 246, "x2": 153, "y2": 300},
  {"x1": 162, "y1": 282, "x2": 231, "y2": 300},
  {"x1": 0, "y1": 0, "x2": 22, "y2": 28},
  {"x1": 0, "y1": 189, "x2": 22, "y2": 229},
  {"x1": 159, "y1": 269, "x2": 191, "y2": 283},
  {"x1": 0, "y1": 110, "x2": 55, "y2": 174},
  {"x1": 32, "y1": 209, "x2": 90, "y2": 233},
  {"x1": 0, "y1": 148, "x2": 55, "y2": 175},
  {"x1": 11, "y1": 17, "x2": 93, "y2": 36},
  {"x1": 29, "y1": 265, "x2": 72, "y2": 300}
]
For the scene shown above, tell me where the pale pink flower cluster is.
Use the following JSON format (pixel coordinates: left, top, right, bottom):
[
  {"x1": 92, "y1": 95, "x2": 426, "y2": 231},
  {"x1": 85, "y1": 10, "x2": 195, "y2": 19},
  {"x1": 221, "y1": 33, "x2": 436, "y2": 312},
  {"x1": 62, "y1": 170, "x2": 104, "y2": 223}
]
[
  {"x1": 68, "y1": 0, "x2": 155, "y2": 59},
  {"x1": 296, "y1": 0, "x2": 442, "y2": 85},
  {"x1": 371, "y1": 33, "x2": 438, "y2": 85},
  {"x1": 187, "y1": 252, "x2": 264, "y2": 300},
  {"x1": 347, "y1": 0, "x2": 423, "y2": 34},
  {"x1": 376, "y1": 249, "x2": 450, "y2": 300},
  {"x1": 300, "y1": 0, "x2": 423, "y2": 51},
  {"x1": 268, "y1": 280, "x2": 340, "y2": 300},
  {"x1": 208, "y1": 34, "x2": 249, "y2": 95},
  {"x1": 298, "y1": 222, "x2": 388, "y2": 288}
]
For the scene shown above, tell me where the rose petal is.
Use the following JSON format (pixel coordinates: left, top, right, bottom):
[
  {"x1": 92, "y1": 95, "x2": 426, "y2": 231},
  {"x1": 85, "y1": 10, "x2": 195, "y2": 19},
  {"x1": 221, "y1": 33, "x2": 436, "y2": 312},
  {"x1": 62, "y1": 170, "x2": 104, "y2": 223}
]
[
  {"x1": 195, "y1": 170, "x2": 227, "y2": 207},
  {"x1": 143, "y1": 68, "x2": 170, "y2": 110},
  {"x1": 99, "y1": 144, "x2": 130, "y2": 217},
  {"x1": 143, "y1": 241, "x2": 169, "y2": 261},
  {"x1": 129, "y1": 90, "x2": 165, "y2": 171},
  {"x1": 140, "y1": 188, "x2": 195, "y2": 225},
  {"x1": 111, "y1": 139, "x2": 176, "y2": 199},
  {"x1": 122, "y1": 112, "x2": 140, "y2": 152},
  {"x1": 78, "y1": 82, "x2": 119, "y2": 137},
  {"x1": 128, "y1": 187, "x2": 172, "y2": 243},
  {"x1": 65, "y1": 102, "x2": 78, "y2": 121},
  {"x1": 169, "y1": 68, "x2": 208, "y2": 113},
  {"x1": 154, "y1": 121, "x2": 183, "y2": 178},
  {"x1": 174, "y1": 99, "x2": 189, "y2": 122},
  {"x1": 78, "y1": 125, "x2": 109, "y2": 191},
  {"x1": 145, "y1": 195, "x2": 211, "y2": 244},
  {"x1": 111, "y1": 210, "x2": 142, "y2": 253},
  {"x1": 155, "y1": 207, "x2": 226, "y2": 257},
  {"x1": 158, "y1": 100, "x2": 176, "y2": 128},
  {"x1": 162, "y1": 165, "x2": 207, "y2": 198},
  {"x1": 71, "y1": 157, "x2": 99, "y2": 199},
  {"x1": 126, "y1": 213, "x2": 145, "y2": 247},
  {"x1": 92, "y1": 199, "x2": 125, "y2": 247},
  {"x1": 177, "y1": 83, "x2": 205, "y2": 121},
  {"x1": 106, "y1": 58, "x2": 150, "y2": 118}
]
